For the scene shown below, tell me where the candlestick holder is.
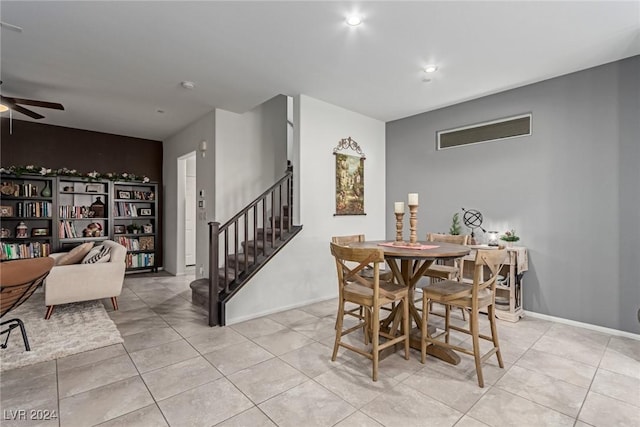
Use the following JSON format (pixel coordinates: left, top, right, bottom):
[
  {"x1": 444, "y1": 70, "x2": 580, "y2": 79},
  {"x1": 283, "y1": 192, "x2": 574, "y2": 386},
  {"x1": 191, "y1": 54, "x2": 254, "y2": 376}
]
[
  {"x1": 393, "y1": 212, "x2": 406, "y2": 245},
  {"x1": 408, "y1": 204, "x2": 419, "y2": 246}
]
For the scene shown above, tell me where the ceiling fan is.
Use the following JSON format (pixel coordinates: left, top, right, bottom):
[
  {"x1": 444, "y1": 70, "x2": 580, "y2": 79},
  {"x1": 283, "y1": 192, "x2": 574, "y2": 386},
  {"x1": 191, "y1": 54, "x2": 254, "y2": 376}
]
[{"x1": 0, "y1": 82, "x2": 64, "y2": 119}]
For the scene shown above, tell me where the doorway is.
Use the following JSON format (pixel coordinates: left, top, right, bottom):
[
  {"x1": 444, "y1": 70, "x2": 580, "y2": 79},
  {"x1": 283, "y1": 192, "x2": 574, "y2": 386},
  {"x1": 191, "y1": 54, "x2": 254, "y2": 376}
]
[{"x1": 178, "y1": 152, "x2": 197, "y2": 273}]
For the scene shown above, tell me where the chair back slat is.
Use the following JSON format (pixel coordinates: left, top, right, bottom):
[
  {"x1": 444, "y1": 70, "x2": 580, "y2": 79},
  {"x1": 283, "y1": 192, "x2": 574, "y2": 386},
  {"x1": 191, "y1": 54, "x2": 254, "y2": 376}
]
[
  {"x1": 0, "y1": 258, "x2": 55, "y2": 318},
  {"x1": 472, "y1": 249, "x2": 507, "y2": 295},
  {"x1": 427, "y1": 233, "x2": 469, "y2": 245},
  {"x1": 331, "y1": 234, "x2": 365, "y2": 245}
]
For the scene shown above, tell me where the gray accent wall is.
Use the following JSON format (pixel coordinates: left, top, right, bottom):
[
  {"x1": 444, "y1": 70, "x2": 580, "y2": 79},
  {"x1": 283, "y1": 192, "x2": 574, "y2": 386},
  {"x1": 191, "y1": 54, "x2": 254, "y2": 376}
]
[{"x1": 386, "y1": 56, "x2": 639, "y2": 334}]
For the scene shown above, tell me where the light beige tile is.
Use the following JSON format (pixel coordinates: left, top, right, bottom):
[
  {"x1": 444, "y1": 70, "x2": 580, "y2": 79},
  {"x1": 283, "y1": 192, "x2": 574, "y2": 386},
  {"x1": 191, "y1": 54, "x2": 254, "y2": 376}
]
[
  {"x1": 157, "y1": 377, "x2": 253, "y2": 427},
  {"x1": 314, "y1": 362, "x2": 397, "y2": 408},
  {"x1": 96, "y1": 404, "x2": 168, "y2": 427},
  {"x1": 129, "y1": 339, "x2": 199, "y2": 373},
  {"x1": 422, "y1": 351, "x2": 509, "y2": 387},
  {"x1": 0, "y1": 360, "x2": 56, "y2": 387},
  {"x1": 185, "y1": 326, "x2": 248, "y2": 354},
  {"x1": 227, "y1": 358, "x2": 308, "y2": 404},
  {"x1": 495, "y1": 365, "x2": 588, "y2": 417},
  {"x1": 361, "y1": 382, "x2": 463, "y2": 426},
  {"x1": 599, "y1": 336, "x2": 640, "y2": 380},
  {"x1": 279, "y1": 342, "x2": 342, "y2": 378},
  {"x1": 333, "y1": 411, "x2": 383, "y2": 427},
  {"x1": 0, "y1": 373, "x2": 58, "y2": 420},
  {"x1": 215, "y1": 407, "x2": 276, "y2": 427},
  {"x1": 117, "y1": 316, "x2": 170, "y2": 337},
  {"x1": 166, "y1": 318, "x2": 212, "y2": 338},
  {"x1": 376, "y1": 349, "x2": 425, "y2": 382},
  {"x1": 142, "y1": 356, "x2": 222, "y2": 401},
  {"x1": 229, "y1": 317, "x2": 288, "y2": 339},
  {"x1": 58, "y1": 354, "x2": 139, "y2": 398},
  {"x1": 204, "y1": 340, "x2": 274, "y2": 376},
  {"x1": 268, "y1": 309, "x2": 320, "y2": 327},
  {"x1": 56, "y1": 344, "x2": 126, "y2": 372},
  {"x1": 516, "y1": 348, "x2": 596, "y2": 388},
  {"x1": 532, "y1": 333, "x2": 606, "y2": 367},
  {"x1": 292, "y1": 317, "x2": 339, "y2": 341},
  {"x1": 590, "y1": 369, "x2": 640, "y2": 408},
  {"x1": 298, "y1": 299, "x2": 339, "y2": 318},
  {"x1": 259, "y1": 380, "x2": 356, "y2": 427},
  {"x1": 403, "y1": 364, "x2": 489, "y2": 413},
  {"x1": 59, "y1": 376, "x2": 154, "y2": 427},
  {"x1": 252, "y1": 329, "x2": 315, "y2": 356},
  {"x1": 454, "y1": 416, "x2": 490, "y2": 427},
  {"x1": 468, "y1": 387, "x2": 574, "y2": 427},
  {"x1": 123, "y1": 327, "x2": 183, "y2": 353},
  {"x1": 578, "y1": 391, "x2": 640, "y2": 426},
  {"x1": 109, "y1": 306, "x2": 158, "y2": 324}
]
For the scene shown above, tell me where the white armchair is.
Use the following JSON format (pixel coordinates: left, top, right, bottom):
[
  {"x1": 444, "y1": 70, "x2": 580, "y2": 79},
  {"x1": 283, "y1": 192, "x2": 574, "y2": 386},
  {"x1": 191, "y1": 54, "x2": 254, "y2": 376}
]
[{"x1": 44, "y1": 240, "x2": 127, "y2": 319}]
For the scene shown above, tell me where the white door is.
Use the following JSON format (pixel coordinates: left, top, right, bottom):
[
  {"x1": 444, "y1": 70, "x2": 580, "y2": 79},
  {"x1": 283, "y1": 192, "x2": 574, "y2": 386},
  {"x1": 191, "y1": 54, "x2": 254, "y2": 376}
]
[{"x1": 185, "y1": 156, "x2": 196, "y2": 266}]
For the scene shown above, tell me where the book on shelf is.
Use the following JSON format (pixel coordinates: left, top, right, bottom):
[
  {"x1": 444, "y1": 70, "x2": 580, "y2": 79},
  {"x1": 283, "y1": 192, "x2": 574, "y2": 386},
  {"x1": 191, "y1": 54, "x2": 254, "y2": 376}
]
[{"x1": 1, "y1": 242, "x2": 51, "y2": 260}]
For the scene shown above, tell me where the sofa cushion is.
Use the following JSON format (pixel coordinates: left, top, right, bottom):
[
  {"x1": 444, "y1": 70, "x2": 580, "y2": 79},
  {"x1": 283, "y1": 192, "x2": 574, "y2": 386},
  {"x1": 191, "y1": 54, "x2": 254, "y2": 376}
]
[
  {"x1": 55, "y1": 242, "x2": 94, "y2": 266},
  {"x1": 81, "y1": 245, "x2": 111, "y2": 264}
]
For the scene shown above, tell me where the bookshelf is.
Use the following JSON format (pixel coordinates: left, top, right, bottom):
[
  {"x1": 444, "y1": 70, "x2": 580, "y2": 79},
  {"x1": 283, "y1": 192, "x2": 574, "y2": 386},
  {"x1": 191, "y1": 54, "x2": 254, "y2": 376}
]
[
  {"x1": 112, "y1": 181, "x2": 158, "y2": 272},
  {"x1": 0, "y1": 175, "x2": 55, "y2": 260},
  {"x1": 57, "y1": 178, "x2": 110, "y2": 250}
]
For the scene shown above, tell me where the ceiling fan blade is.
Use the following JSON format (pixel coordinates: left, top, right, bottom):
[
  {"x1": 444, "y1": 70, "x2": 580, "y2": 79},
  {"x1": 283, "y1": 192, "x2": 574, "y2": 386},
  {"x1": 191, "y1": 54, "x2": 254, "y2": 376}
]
[
  {"x1": 0, "y1": 97, "x2": 45, "y2": 119},
  {"x1": 7, "y1": 97, "x2": 64, "y2": 110}
]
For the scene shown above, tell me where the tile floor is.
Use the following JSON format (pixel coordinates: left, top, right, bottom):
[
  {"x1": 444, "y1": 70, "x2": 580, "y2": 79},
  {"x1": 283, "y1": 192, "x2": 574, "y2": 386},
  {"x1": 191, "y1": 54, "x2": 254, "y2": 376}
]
[{"x1": 1, "y1": 272, "x2": 639, "y2": 427}]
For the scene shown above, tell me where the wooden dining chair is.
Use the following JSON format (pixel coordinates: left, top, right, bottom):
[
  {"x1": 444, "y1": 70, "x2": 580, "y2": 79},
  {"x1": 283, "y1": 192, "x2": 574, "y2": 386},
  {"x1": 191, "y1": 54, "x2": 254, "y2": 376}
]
[
  {"x1": 1, "y1": 257, "x2": 55, "y2": 351},
  {"x1": 416, "y1": 233, "x2": 469, "y2": 320},
  {"x1": 330, "y1": 242, "x2": 410, "y2": 381},
  {"x1": 420, "y1": 248, "x2": 506, "y2": 387},
  {"x1": 331, "y1": 235, "x2": 394, "y2": 337}
]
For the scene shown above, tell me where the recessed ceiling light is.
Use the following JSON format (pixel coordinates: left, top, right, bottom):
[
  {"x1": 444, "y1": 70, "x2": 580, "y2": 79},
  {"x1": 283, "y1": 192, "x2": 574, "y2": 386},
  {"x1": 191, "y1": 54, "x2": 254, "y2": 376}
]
[
  {"x1": 346, "y1": 15, "x2": 362, "y2": 26},
  {"x1": 424, "y1": 65, "x2": 438, "y2": 73},
  {"x1": 180, "y1": 81, "x2": 195, "y2": 89},
  {"x1": 156, "y1": 109, "x2": 165, "y2": 114}
]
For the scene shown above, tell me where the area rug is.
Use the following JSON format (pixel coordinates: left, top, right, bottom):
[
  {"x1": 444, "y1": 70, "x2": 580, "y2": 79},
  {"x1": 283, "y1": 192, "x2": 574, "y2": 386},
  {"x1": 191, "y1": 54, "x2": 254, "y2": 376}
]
[{"x1": 1, "y1": 290, "x2": 123, "y2": 372}]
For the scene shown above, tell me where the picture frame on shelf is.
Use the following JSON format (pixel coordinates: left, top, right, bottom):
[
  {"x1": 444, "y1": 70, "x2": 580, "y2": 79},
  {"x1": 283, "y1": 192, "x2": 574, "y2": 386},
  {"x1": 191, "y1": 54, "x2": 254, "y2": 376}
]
[
  {"x1": 118, "y1": 191, "x2": 131, "y2": 199},
  {"x1": 114, "y1": 225, "x2": 126, "y2": 234},
  {"x1": 31, "y1": 228, "x2": 49, "y2": 237},
  {"x1": 139, "y1": 208, "x2": 152, "y2": 216},
  {"x1": 85, "y1": 184, "x2": 102, "y2": 193},
  {"x1": 139, "y1": 236, "x2": 154, "y2": 251},
  {"x1": 0, "y1": 206, "x2": 14, "y2": 217}
]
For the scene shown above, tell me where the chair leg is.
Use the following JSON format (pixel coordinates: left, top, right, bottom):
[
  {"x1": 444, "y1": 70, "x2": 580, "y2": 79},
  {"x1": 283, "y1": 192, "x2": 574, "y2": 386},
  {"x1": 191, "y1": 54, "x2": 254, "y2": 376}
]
[
  {"x1": 420, "y1": 294, "x2": 429, "y2": 364},
  {"x1": 488, "y1": 305, "x2": 504, "y2": 368},
  {"x1": 0, "y1": 319, "x2": 30, "y2": 351},
  {"x1": 363, "y1": 308, "x2": 370, "y2": 345},
  {"x1": 444, "y1": 304, "x2": 451, "y2": 344},
  {"x1": 402, "y1": 298, "x2": 410, "y2": 360},
  {"x1": 372, "y1": 302, "x2": 380, "y2": 382},
  {"x1": 45, "y1": 305, "x2": 55, "y2": 320},
  {"x1": 111, "y1": 296, "x2": 119, "y2": 311},
  {"x1": 332, "y1": 300, "x2": 345, "y2": 362},
  {"x1": 470, "y1": 310, "x2": 484, "y2": 388},
  {"x1": 460, "y1": 307, "x2": 467, "y2": 321}
]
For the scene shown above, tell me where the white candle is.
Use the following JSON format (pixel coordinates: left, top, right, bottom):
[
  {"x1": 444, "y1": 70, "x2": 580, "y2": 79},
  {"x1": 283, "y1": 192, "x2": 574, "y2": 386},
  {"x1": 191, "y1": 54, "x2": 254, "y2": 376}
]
[
  {"x1": 408, "y1": 193, "x2": 419, "y2": 206},
  {"x1": 394, "y1": 202, "x2": 404, "y2": 214}
]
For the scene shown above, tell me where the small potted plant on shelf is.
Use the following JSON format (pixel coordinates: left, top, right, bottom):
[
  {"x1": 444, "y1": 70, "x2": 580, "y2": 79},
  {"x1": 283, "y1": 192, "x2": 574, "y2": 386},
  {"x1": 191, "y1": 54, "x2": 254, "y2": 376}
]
[
  {"x1": 449, "y1": 212, "x2": 461, "y2": 235},
  {"x1": 500, "y1": 229, "x2": 520, "y2": 247},
  {"x1": 127, "y1": 224, "x2": 141, "y2": 234}
]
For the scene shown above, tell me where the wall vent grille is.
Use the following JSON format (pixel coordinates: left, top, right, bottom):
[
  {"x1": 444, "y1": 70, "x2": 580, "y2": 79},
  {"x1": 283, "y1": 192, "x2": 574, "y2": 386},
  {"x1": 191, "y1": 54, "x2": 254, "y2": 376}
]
[{"x1": 437, "y1": 113, "x2": 532, "y2": 150}]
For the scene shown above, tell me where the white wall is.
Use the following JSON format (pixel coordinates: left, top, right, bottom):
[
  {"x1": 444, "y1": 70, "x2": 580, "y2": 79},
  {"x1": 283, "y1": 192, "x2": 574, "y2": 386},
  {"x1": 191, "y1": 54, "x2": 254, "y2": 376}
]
[
  {"x1": 163, "y1": 112, "x2": 215, "y2": 276},
  {"x1": 226, "y1": 94, "x2": 386, "y2": 324},
  {"x1": 215, "y1": 95, "x2": 288, "y2": 226}
]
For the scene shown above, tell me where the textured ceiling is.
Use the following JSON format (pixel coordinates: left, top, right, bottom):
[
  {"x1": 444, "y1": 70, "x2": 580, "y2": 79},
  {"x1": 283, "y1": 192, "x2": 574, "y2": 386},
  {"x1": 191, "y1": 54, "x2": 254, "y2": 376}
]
[{"x1": 1, "y1": 1, "x2": 639, "y2": 140}]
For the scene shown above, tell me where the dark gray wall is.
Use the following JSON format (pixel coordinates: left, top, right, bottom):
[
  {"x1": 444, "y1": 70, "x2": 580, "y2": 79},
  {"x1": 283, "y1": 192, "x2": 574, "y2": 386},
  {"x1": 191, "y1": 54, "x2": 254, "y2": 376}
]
[{"x1": 386, "y1": 56, "x2": 640, "y2": 334}]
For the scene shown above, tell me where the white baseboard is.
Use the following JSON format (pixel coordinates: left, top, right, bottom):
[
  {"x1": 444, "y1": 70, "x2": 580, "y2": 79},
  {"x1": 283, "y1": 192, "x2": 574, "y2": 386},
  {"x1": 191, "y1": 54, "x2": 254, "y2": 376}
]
[
  {"x1": 525, "y1": 310, "x2": 640, "y2": 341},
  {"x1": 226, "y1": 295, "x2": 337, "y2": 326}
]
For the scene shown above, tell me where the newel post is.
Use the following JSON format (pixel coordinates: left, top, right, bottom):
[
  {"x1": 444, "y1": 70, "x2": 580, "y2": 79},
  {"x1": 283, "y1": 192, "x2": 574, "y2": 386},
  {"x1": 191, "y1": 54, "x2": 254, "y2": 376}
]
[{"x1": 208, "y1": 221, "x2": 220, "y2": 326}]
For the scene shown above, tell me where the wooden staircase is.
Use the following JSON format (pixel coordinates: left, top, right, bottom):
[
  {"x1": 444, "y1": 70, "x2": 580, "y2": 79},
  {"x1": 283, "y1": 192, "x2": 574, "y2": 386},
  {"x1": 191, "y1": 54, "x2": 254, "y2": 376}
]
[{"x1": 190, "y1": 165, "x2": 302, "y2": 326}]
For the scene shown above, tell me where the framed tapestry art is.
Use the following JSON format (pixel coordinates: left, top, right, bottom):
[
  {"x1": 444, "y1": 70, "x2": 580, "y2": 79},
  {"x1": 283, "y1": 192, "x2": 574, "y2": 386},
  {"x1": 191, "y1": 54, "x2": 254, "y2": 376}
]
[{"x1": 333, "y1": 137, "x2": 365, "y2": 216}]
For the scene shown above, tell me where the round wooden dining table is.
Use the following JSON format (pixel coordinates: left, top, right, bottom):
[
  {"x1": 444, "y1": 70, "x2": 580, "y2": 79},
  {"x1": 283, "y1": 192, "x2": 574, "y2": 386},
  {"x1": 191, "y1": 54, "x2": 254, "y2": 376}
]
[{"x1": 348, "y1": 240, "x2": 470, "y2": 365}]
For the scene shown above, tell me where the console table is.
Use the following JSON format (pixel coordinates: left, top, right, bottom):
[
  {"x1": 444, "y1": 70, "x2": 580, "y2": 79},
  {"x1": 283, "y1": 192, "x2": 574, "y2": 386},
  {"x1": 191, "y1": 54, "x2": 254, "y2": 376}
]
[{"x1": 461, "y1": 245, "x2": 528, "y2": 322}]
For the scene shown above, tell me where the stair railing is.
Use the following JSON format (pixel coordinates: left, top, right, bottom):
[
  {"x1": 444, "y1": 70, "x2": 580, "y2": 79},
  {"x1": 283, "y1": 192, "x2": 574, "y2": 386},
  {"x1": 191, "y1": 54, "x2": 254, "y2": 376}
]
[{"x1": 208, "y1": 164, "x2": 293, "y2": 326}]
